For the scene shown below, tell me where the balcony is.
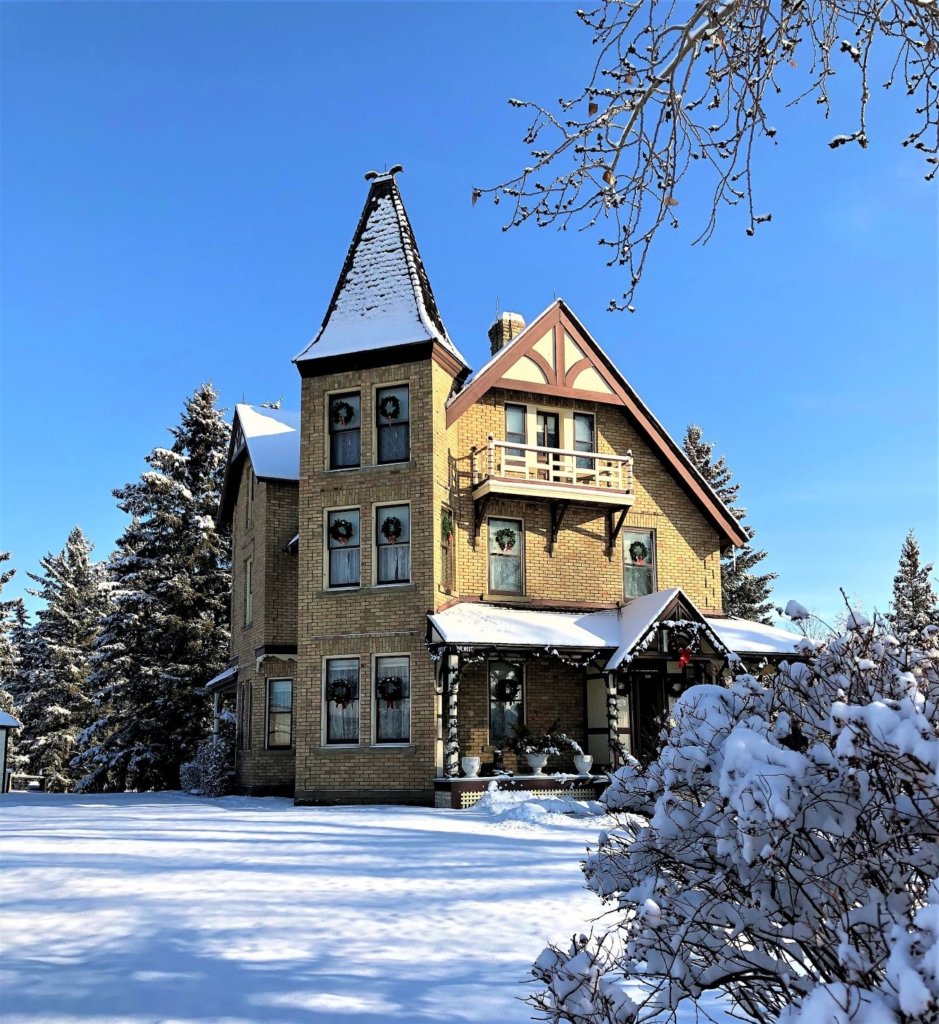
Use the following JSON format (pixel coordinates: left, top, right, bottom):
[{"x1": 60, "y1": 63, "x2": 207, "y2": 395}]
[{"x1": 469, "y1": 435, "x2": 635, "y2": 550}]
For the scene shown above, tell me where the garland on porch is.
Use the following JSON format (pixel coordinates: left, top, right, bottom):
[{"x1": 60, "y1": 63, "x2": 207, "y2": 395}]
[
  {"x1": 377, "y1": 675, "x2": 404, "y2": 710},
  {"x1": 326, "y1": 678, "x2": 356, "y2": 709}
]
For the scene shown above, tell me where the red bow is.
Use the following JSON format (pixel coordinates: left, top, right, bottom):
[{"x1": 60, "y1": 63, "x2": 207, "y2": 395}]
[{"x1": 678, "y1": 647, "x2": 692, "y2": 669}]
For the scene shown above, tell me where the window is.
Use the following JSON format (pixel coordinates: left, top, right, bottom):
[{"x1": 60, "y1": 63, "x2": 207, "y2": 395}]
[
  {"x1": 488, "y1": 517, "x2": 523, "y2": 594},
  {"x1": 624, "y1": 528, "x2": 655, "y2": 598},
  {"x1": 440, "y1": 506, "x2": 455, "y2": 593},
  {"x1": 244, "y1": 557, "x2": 254, "y2": 626},
  {"x1": 374, "y1": 655, "x2": 410, "y2": 744},
  {"x1": 327, "y1": 509, "x2": 360, "y2": 588},
  {"x1": 267, "y1": 679, "x2": 293, "y2": 749},
  {"x1": 574, "y1": 413, "x2": 596, "y2": 472},
  {"x1": 244, "y1": 471, "x2": 255, "y2": 528},
  {"x1": 376, "y1": 504, "x2": 410, "y2": 584},
  {"x1": 376, "y1": 385, "x2": 409, "y2": 464},
  {"x1": 325, "y1": 658, "x2": 360, "y2": 744},
  {"x1": 489, "y1": 660, "x2": 523, "y2": 745},
  {"x1": 328, "y1": 391, "x2": 361, "y2": 469},
  {"x1": 505, "y1": 403, "x2": 527, "y2": 459}
]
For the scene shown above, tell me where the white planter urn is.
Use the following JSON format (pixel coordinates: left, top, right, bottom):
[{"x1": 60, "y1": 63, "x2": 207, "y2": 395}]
[
  {"x1": 526, "y1": 752, "x2": 549, "y2": 775},
  {"x1": 573, "y1": 754, "x2": 594, "y2": 776},
  {"x1": 461, "y1": 756, "x2": 481, "y2": 778}
]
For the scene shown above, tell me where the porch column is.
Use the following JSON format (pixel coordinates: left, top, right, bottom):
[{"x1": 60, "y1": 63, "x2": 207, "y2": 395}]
[
  {"x1": 445, "y1": 653, "x2": 461, "y2": 778},
  {"x1": 605, "y1": 671, "x2": 623, "y2": 769},
  {"x1": 212, "y1": 692, "x2": 220, "y2": 735}
]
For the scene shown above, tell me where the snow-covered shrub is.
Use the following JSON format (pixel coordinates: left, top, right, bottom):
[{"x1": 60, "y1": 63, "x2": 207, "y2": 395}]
[
  {"x1": 181, "y1": 712, "x2": 235, "y2": 797},
  {"x1": 532, "y1": 617, "x2": 939, "y2": 1024}
]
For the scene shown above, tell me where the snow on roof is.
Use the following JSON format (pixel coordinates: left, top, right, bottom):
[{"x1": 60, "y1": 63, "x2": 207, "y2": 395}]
[
  {"x1": 235, "y1": 405, "x2": 300, "y2": 481},
  {"x1": 204, "y1": 666, "x2": 238, "y2": 693},
  {"x1": 0, "y1": 710, "x2": 22, "y2": 728},
  {"x1": 705, "y1": 616, "x2": 803, "y2": 656},
  {"x1": 605, "y1": 588, "x2": 684, "y2": 670},
  {"x1": 295, "y1": 173, "x2": 468, "y2": 366},
  {"x1": 428, "y1": 602, "x2": 622, "y2": 651}
]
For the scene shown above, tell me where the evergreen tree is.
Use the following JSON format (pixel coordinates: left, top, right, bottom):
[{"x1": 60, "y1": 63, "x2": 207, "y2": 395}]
[
  {"x1": 75, "y1": 383, "x2": 231, "y2": 792},
  {"x1": 888, "y1": 529, "x2": 939, "y2": 638},
  {"x1": 682, "y1": 424, "x2": 776, "y2": 622},
  {"x1": 14, "y1": 528, "x2": 105, "y2": 791},
  {"x1": 0, "y1": 552, "x2": 27, "y2": 771}
]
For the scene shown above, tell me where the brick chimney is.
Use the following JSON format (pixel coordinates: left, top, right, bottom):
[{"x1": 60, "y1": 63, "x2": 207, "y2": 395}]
[{"x1": 487, "y1": 312, "x2": 526, "y2": 356}]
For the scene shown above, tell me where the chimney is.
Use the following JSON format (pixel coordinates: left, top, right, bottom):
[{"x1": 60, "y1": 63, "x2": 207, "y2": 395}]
[{"x1": 488, "y1": 312, "x2": 526, "y2": 356}]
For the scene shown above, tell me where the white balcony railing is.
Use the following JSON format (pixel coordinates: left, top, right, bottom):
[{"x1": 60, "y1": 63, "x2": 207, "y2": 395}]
[{"x1": 471, "y1": 435, "x2": 634, "y2": 495}]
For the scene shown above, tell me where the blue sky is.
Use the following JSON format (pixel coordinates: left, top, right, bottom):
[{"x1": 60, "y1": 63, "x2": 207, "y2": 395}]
[{"x1": 2, "y1": 2, "x2": 936, "y2": 625}]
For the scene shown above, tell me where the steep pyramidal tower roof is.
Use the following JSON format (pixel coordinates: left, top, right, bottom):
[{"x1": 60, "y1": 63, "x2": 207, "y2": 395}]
[{"x1": 295, "y1": 168, "x2": 467, "y2": 368}]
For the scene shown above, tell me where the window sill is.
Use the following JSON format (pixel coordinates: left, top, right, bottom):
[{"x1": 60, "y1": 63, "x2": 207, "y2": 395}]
[
  {"x1": 482, "y1": 593, "x2": 531, "y2": 604},
  {"x1": 324, "y1": 461, "x2": 415, "y2": 475},
  {"x1": 319, "y1": 744, "x2": 361, "y2": 751},
  {"x1": 316, "y1": 583, "x2": 416, "y2": 597},
  {"x1": 316, "y1": 744, "x2": 416, "y2": 755}
]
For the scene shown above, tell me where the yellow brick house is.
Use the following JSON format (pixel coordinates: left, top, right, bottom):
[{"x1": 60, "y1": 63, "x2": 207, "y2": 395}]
[{"x1": 212, "y1": 168, "x2": 801, "y2": 806}]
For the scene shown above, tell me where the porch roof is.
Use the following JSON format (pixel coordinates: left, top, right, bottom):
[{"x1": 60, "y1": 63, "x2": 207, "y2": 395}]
[
  {"x1": 705, "y1": 616, "x2": 804, "y2": 657},
  {"x1": 203, "y1": 665, "x2": 238, "y2": 694},
  {"x1": 0, "y1": 710, "x2": 21, "y2": 729}
]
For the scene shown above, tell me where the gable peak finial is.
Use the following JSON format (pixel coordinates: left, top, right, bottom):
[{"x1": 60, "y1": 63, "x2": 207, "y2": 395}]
[{"x1": 364, "y1": 164, "x2": 404, "y2": 183}]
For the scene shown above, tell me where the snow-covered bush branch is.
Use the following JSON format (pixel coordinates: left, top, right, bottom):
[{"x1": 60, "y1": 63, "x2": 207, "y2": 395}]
[{"x1": 532, "y1": 614, "x2": 939, "y2": 1024}]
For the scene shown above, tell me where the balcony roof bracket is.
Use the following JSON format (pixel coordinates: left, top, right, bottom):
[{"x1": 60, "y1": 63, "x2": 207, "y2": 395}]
[
  {"x1": 606, "y1": 508, "x2": 628, "y2": 557},
  {"x1": 473, "y1": 494, "x2": 492, "y2": 545},
  {"x1": 549, "y1": 500, "x2": 571, "y2": 553}
]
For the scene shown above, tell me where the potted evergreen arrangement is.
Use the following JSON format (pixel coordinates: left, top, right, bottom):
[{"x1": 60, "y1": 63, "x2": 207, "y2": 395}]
[{"x1": 506, "y1": 720, "x2": 578, "y2": 776}]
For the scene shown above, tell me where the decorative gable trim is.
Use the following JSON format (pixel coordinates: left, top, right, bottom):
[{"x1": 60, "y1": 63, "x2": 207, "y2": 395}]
[{"x1": 447, "y1": 300, "x2": 748, "y2": 551}]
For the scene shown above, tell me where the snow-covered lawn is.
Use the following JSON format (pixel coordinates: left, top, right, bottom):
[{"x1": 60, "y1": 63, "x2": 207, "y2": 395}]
[{"x1": 0, "y1": 792, "x2": 614, "y2": 1024}]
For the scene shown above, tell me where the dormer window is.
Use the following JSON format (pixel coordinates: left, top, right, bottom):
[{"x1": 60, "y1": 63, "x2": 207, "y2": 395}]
[
  {"x1": 329, "y1": 392, "x2": 360, "y2": 469},
  {"x1": 376, "y1": 385, "x2": 409, "y2": 464}
]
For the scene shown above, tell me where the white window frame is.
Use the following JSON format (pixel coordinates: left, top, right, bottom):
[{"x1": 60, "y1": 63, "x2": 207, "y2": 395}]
[
  {"x1": 325, "y1": 388, "x2": 362, "y2": 472},
  {"x1": 622, "y1": 527, "x2": 657, "y2": 599},
  {"x1": 374, "y1": 380, "x2": 411, "y2": 466},
  {"x1": 324, "y1": 506, "x2": 362, "y2": 590},
  {"x1": 265, "y1": 677, "x2": 293, "y2": 750},
  {"x1": 371, "y1": 652, "x2": 412, "y2": 746},
  {"x1": 322, "y1": 656, "x2": 361, "y2": 747},
  {"x1": 244, "y1": 556, "x2": 254, "y2": 627},
  {"x1": 487, "y1": 515, "x2": 525, "y2": 596},
  {"x1": 373, "y1": 500, "x2": 411, "y2": 587}
]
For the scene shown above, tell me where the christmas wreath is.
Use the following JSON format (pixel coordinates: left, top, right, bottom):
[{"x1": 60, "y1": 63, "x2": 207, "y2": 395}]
[
  {"x1": 329, "y1": 518, "x2": 355, "y2": 545},
  {"x1": 494, "y1": 526, "x2": 517, "y2": 552},
  {"x1": 493, "y1": 677, "x2": 521, "y2": 704},
  {"x1": 377, "y1": 675, "x2": 404, "y2": 709},
  {"x1": 331, "y1": 399, "x2": 354, "y2": 426},
  {"x1": 327, "y1": 678, "x2": 356, "y2": 709},
  {"x1": 628, "y1": 539, "x2": 649, "y2": 565},
  {"x1": 380, "y1": 515, "x2": 403, "y2": 544},
  {"x1": 378, "y1": 394, "x2": 401, "y2": 421}
]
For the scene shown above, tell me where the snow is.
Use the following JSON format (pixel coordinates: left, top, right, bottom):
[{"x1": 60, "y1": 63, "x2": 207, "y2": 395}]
[
  {"x1": 295, "y1": 183, "x2": 467, "y2": 367},
  {"x1": 0, "y1": 710, "x2": 21, "y2": 728},
  {"x1": 0, "y1": 792, "x2": 628, "y2": 1024},
  {"x1": 429, "y1": 601, "x2": 622, "y2": 651},
  {"x1": 234, "y1": 405, "x2": 300, "y2": 481},
  {"x1": 784, "y1": 599, "x2": 811, "y2": 621},
  {"x1": 606, "y1": 588, "x2": 683, "y2": 669},
  {"x1": 203, "y1": 665, "x2": 237, "y2": 692},
  {"x1": 705, "y1": 615, "x2": 804, "y2": 656}
]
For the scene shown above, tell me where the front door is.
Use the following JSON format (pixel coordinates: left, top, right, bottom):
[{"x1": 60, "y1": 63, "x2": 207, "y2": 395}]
[{"x1": 629, "y1": 663, "x2": 668, "y2": 762}]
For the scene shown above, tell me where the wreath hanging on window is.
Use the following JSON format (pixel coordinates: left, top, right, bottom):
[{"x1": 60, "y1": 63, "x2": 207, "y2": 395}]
[
  {"x1": 377, "y1": 676, "x2": 404, "y2": 710},
  {"x1": 329, "y1": 518, "x2": 354, "y2": 546},
  {"x1": 493, "y1": 677, "x2": 521, "y2": 704},
  {"x1": 380, "y1": 516, "x2": 403, "y2": 544},
  {"x1": 331, "y1": 400, "x2": 354, "y2": 426},
  {"x1": 378, "y1": 394, "x2": 401, "y2": 421},
  {"x1": 629, "y1": 540, "x2": 649, "y2": 565},
  {"x1": 440, "y1": 509, "x2": 453, "y2": 543},
  {"x1": 327, "y1": 678, "x2": 356, "y2": 709},
  {"x1": 494, "y1": 526, "x2": 517, "y2": 552}
]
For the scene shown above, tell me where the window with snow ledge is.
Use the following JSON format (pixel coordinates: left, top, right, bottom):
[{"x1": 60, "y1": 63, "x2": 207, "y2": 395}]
[
  {"x1": 325, "y1": 657, "x2": 359, "y2": 745},
  {"x1": 488, "y1": 517, "x2": 523, "y2": 595},
  {"x1": 266, "y1": 679, "x2": 292, "y2": 749},
  {"x1": 376, "y1": 384, "x2": 409, "y2": 464},
  {"x1": 489, "y1": 660, "x2": 523, "y2": 745},
  {"x1": 376, "y1": 504, "x2": 410, "y2": 585},
  {"x1": 374, "y1": 655, "x2": 410, "y2": 744},
  {"x1": 623, "y1": 528, "x2": 656, "y2": 598},
  {"x1": 327, "y1": 509, "x2": 360, "y2": 588},
  {"x1": 328, "y1": 391, "x2": 360, "y2": 469}
]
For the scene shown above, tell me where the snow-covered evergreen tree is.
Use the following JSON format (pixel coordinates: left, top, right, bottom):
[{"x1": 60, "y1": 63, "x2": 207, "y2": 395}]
[
  {"x1": 13, "y1": 528, "x2": 105, "y2": 791},
  {"x1": 0, "y1": 552, "x2": 27, "y2": 770},
  {"x1": 532, "y1": 612, "x2": 939, "y2": 1024},
  {"x1": 888, "y1": 530, "x2": 938, "y2": 639},
  {"x1": 682, "y1": 424, "x2": 776, "y2": 622},
  {"x1": 75, "y1": 383, "x2": 231, "y2": 792}
]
